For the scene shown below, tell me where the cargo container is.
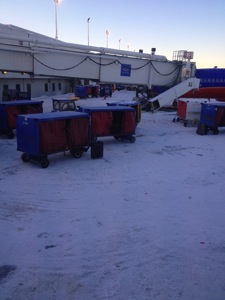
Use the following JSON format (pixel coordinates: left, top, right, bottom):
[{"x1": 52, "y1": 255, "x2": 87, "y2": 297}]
[
  {"x1": 52, "y1": 97, "x2": 78, "y2": 111},
  {"x1": 176, "y1": 98, "x2": 210, "y2": 126},
  {"x1": 0, "y1": 100, "x2": 43, "y2": 138},
  {"x1": 16, "y1": 111, "x2": 90, "y2": 168},
  {"x1": 75, "y1": 86, "x2": 87, "y2": 98},
  {"x1": 106, "y1": 101, "x2": 141, "y2": 124},
  {"x1": 81, "y1": 106, "x2": 136, "y2": 142},
  {"x1": 196, "y1": 102, "x2": 225, "y2": 135}
]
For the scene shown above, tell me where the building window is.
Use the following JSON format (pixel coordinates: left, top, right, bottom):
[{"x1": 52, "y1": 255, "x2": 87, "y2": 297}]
[
  {"x1": 52, "y1": 83, "x2": 55, "y2": 91},
  {"x1": 27, "y1": 84, "x2": 31, "y2": 97},
  {"x1": 45, "y1": 83, "x2": 48, "y2": 92},
  {"x1": 3, "y1": 84, "x2": 8, "y2": 90},
  {"x1": 16, "y1": 84, "x2": 20, "y2": 91},
  {"x1": 58, "y1": 82, "x2": 61, "y2": 91}
]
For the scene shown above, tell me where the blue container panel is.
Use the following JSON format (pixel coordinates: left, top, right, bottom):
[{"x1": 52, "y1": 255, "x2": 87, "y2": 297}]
[
  {"x1": 200, "y1": 103, "x2": 225, "y2": 127},
  {"x1": 18, "y1": 111, "x2": 89, "y2": 121},
  {"x1": 82, "y1": 106, "x2": 134, "y2": 113},
  {"x1": 76, "y1": 86, "x2": 87, "y2": 98},
  {"x1": 17, "y1": 116, "x2": 41, "y2": 155}
]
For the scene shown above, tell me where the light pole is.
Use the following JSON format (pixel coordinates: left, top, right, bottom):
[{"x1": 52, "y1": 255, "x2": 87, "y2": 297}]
[
  {"x1": 119, "y1": 39, "x2": 121, "y2": 50},
  {"x1": 87, "y1": 18, "x2": 90, "y2": 46},
  {"x1": 54, "y1": 0, "x2": 60, "y2": 40},
  {"x1": 106, "y1": 30, "x2": 110, "y2": 48}
]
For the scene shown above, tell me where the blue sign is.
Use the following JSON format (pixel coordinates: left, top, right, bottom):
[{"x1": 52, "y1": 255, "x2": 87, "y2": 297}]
[{"x1": 120, "y1": 64, "x2": 131, "y2": 77}]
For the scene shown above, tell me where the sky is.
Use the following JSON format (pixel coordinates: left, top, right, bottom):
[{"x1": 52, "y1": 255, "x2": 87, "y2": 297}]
[{"x1": 0, "y1": 0, "x2": 225, "y2": 68}]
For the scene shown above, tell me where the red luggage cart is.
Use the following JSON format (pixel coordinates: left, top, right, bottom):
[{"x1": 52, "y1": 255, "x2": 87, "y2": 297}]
[
  {"x1": 81, "y1": 106, "x2": 136, "y2": 143},
  {"x1": 0, "y1": 100, "x2": 43, "y2": 138}
]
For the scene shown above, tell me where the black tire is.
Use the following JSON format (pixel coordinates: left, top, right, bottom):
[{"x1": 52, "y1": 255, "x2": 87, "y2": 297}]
[
  {"x1": 114, "y1": 136, "x2": 120, "y2": 140},
  {"x1": 21, "y1": 153, "x2": 30, "y2": 162},
  {"x1": 8, "y1": 131, "x2": 14, "y2": 139},
  {"x1": 130, "y1": 136, "x2": 136, "y2": 143},
  {"x1": 41, "y1": 158, "x2": 49, "y2": 168},
  {"x1": 70, "y1": 149, "x2": 83, "y2": 158},
  {"x1": 196, "y1": 123, "x2": 207, "y2": 135},
  {"x1": 213, "y1": 128, "x2": 219, "y2": 135}
]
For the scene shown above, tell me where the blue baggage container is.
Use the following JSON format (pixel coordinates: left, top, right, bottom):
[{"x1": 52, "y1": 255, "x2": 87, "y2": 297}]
[
  {"x1": 81, "y1": 106, "x2": 136, "y2": 143},
  {"x1": 196, "y1": 102, "x2": 225, "y2": 135},
  {"x1": 16, "y1": 111, "x2": 90, "y2": 168},
  {"x1": 75, "y1": 86, "x2": 87, "y2": 98},
  {"x1": 0, "y1": 100, "x2": 43, "y2": 138}
]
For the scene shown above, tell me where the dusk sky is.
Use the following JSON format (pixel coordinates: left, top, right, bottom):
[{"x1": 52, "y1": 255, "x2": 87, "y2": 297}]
[{"x1": 1, "y1": 0, "x2": 225, "y2": 68}]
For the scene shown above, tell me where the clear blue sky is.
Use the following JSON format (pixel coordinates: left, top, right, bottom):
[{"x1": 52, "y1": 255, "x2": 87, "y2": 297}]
[{"x1": 1, "y1": 0, "x2": 225, "y2": 68}]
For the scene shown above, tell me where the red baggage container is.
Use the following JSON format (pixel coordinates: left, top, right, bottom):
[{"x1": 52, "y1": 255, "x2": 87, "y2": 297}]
[
  {"x1": 82, "y1": 106, "x2": 136, "y2": 143},
  {"x1": 0, "y1": 100, "x2": 43, "y2": 138}
]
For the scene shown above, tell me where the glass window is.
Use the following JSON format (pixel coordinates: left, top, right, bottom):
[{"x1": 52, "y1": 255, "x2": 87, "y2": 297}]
[{"x1": 45, "y1": 83, "x2": 48, "y2": 92}]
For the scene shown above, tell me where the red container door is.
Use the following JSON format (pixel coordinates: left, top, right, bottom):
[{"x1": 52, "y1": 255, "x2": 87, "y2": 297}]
[
  {"x1": 6, "y1": 106, "x2": 20, "y2": 129},
  {"x1": 216, "y1": 107, "x2": 225, "y2": 126},
  {"x1": 39, "y1": 120, "x2": 68, "y2": 154},
  {"x1": 91, "y1": 111, "x2": 113, "y2": 136},
  {"x1": 121, "y1": 111, "x2": 136, "y2": 134},
  {"x1": 67, "y1": 118, "x2": 89, "y2": 147},
  {"x1": 177, "y1": 100, "x2": 187, "y2": 119}
]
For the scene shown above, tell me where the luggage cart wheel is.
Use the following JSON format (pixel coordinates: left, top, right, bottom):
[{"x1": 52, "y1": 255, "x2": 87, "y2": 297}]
[
  {"x1": 213, "y1": 128, "x2": 219, "y2": 135},
  {"x1": 130, "y1": 136, "x2": 136, "y2": 143},
  {"x1": 196, "y1": 123, "x2": 207, "y2": 135},
  {"x1": 40, "y1": 158, "x2": 49, "y2": 168},
  {"x1": 8, "y1": 131, "x2": 14, "y2": 139},
  {"x1": 70, "y1": 149, "x2": 83, "y2": 158},
  {"x1": 21, "y1": 153, "x2": 30, "y2": 162}
]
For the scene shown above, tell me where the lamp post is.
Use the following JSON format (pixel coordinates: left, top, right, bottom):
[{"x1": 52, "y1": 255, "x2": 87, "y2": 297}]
[
  {"x1": 87, "y1": 18, "x2": 90, "y2": 46},
  {"x1": 106, "y1": 30, "x2": 110, "y2": 48},
  {"x1": 119, "y1": 39, "x2": 121, "y2": 50},
  {"x1": 54, "y1": 0, "x2": 60, "y2": 40}
]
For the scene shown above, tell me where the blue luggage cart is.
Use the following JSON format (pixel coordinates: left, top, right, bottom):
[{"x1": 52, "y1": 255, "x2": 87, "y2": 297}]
[
  {"x1": 17, "y1": 111, "x2": 90, "y2": 168},
  {"x1": 196, "y1": 102, "x2": 225, "y2": 135},
  {"x1": 81, "y1": 106, "x2": 136, "y2": 143},
  {"x1": 0, "y1": 100, "x2": 43, "y2": 138},
  {"x1": 75, "y1": 86, "x2": 87, "y2": 98}
]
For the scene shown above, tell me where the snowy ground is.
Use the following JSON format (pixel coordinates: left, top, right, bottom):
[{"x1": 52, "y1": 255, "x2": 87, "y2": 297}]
[{"x1": 1, "y1": 91, "x2": 225, "y2": 300}]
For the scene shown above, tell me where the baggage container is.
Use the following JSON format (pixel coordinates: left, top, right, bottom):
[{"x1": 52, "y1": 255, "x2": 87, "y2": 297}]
[
  {"x1": 107, "y1": 101, "x2": 141, "y2": 124},
  {"x1": 91, "y1": 86, "x2": 99, "y2": 97},
  {"x1": 75, "y1": 86, "x2": 87, "y2": 98},
  {"x1": 52, "y1": 97, "x2": 78, "y2": 111},
  {"x1": 176, "y1": 98, "x2": 210, "y2": 126},
  {"x1": 99, "y1": 84, "x2": 112, "y2": 97},
  {"x1": 81, "y1": 106, "x2": 136, "y2": 143},
  {"x1": 0, "y1": 100, "x2": 43, "y2": 138},
  {"x1": 16, "y1": 111, "x2": 90, "y2": 168},
  {"x1": 196, "y1": 102, "x2": 225, "y2": 135},
  {"x1": 86, "y1": 86, "x2": 92, "y2": 97}
]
